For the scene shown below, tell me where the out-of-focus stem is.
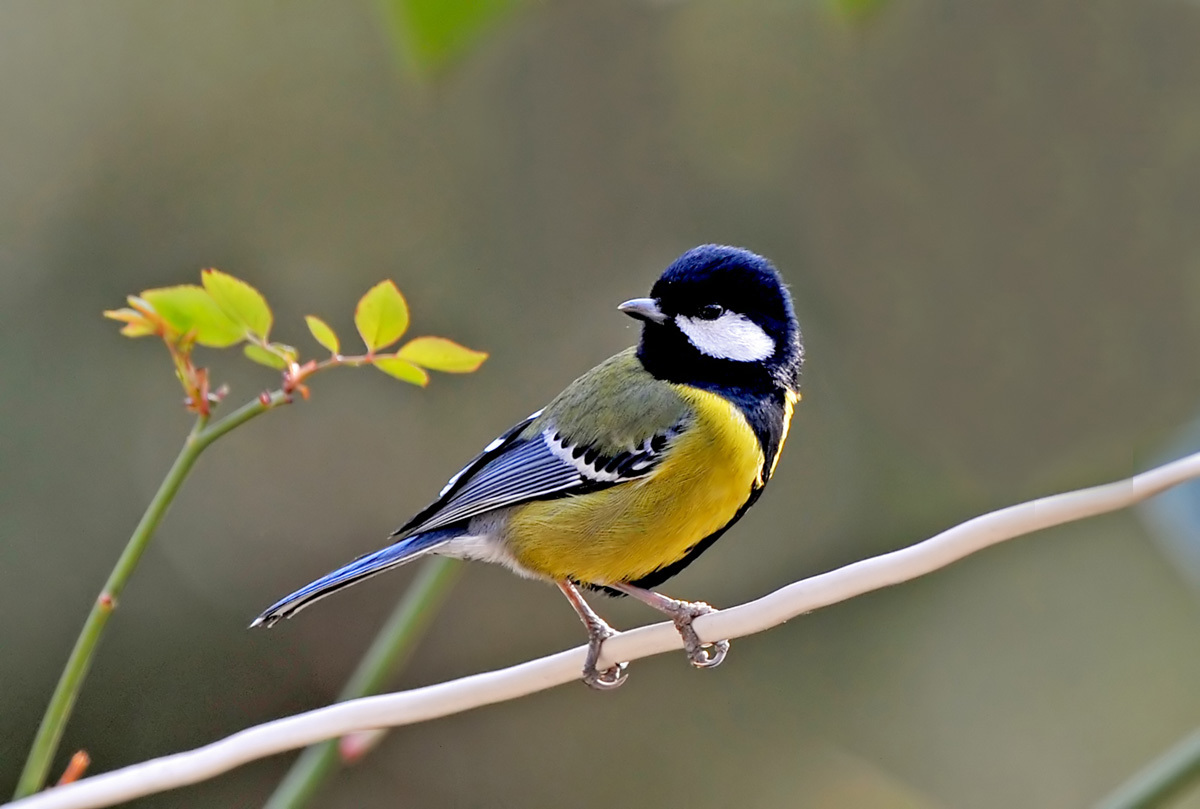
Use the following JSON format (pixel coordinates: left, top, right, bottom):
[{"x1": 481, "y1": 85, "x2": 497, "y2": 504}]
[
  {"x1": 262, "y1": 557, "x2": 462, "y2": 809},
  {"x1": 1094, "y1": 727, "x2": 1200, "y2": 809}
]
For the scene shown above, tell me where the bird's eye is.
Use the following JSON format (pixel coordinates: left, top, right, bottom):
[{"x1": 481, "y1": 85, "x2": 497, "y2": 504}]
[{"x1": 696, "y1": 304, "x2": 724, "y2": 321}]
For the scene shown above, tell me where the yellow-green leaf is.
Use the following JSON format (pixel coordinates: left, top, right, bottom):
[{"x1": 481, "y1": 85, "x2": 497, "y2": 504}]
[
  {"x1": 103, "y1": 308, "x2": 156, "y2": 338},
  {"x1": 270, "y1": 342, "x2": 299, "y2": 364},
  {"x1": 142, "y1": 285, "x2": 244, "y2": 348},
  {"x1": 374, "y1": 356, "x2": 429, "y2": 386},
  {"x1": 244, "y1": 343, "x2": 288, "y2": 369},
  {"x1": 202, "y1": 269, "x2": 273, "y2": 339},
  {"x1": 305, "y1": 315, "x2": 340, "y2": 354},
  {"x1": 397, "y1": 336, "x2": 487, "y2": 373},
  {"x1": 102, "y1": 307, "x2": 141, "y2": 323},
  {"x1": 355, "y1": 280, "x2": 409, "y2": 353}
]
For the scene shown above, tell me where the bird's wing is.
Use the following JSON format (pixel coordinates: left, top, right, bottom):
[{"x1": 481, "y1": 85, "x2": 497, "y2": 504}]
[
  {"x1": 393, "y1": 350, "x2": 690, "y2": 540},
  {"x1": 393, "y1": 416, "x2": 684, "y2": 539}
]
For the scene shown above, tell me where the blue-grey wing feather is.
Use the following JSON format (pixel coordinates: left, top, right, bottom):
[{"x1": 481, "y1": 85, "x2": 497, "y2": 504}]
[
  {"x1": 393, "y1": 417, "x2": 683, "y2": 541},
  {"x1": 403, "y1": 437, "x2": 585, "y2": 535}
]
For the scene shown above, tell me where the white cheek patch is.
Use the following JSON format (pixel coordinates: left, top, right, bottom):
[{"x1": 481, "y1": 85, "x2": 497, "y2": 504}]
[{"x1": 676, "y1": 312, "x2": 775, "y2": 362}]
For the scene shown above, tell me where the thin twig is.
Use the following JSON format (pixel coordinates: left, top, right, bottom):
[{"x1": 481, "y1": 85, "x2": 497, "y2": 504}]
[
  {"x1": 11, "y1": 416, "x2": 209, "y2": 798},
  {"x1": 7, "y1": 449, "x2": 1200, "y2": 809}
]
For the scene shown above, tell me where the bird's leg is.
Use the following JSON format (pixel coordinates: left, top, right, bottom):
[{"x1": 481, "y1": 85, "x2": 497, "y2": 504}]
[
  {"x1": 611, "y1": 584, "x2": 729, "y2": 669},
  {"x1": 556, "y1": 580, "x2": 628, "y2": 690}
]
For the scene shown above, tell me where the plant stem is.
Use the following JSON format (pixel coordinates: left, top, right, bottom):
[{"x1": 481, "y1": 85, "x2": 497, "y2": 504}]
[
  {"x1": 1094, "y1": 727, "x2": 1200, "y2": 809},
  {"x1": 263, "y1": 557, "x2": 462, "y2": 809},
  {"x1": 12, "y1": 393, "x2": 285, "y2": 799}
]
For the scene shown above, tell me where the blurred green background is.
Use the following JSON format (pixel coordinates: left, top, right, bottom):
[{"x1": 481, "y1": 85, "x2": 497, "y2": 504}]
[{"x1": 4, "y1": 1, "x2": 1200, "y2": 807}]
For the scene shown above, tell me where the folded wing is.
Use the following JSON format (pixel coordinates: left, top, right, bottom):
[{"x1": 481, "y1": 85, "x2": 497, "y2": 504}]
[{"x1": 393, "y1": 414, "x2": 684, "y2": 540}]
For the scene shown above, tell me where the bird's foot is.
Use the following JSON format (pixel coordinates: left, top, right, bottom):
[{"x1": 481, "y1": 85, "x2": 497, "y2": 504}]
[
  {"x1": 557, "y1": 579, "x2": 629, "y2": 689},
  {"x1": 611, "y1": 584, "x2": 729, "y2": 669},
  {"x1": 582, "y1": 620, "x2": 628, "y2": 690},
  {"x1": 666, "y1": 600, "x2": 729, "y2": 669}
]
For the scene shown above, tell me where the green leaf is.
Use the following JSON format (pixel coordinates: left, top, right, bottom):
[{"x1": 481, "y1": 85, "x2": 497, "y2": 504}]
[
  {"x1": 244, "y1": 344, "x2": 288, "y2": 369},
  {"x1": 383, "y1": 0, "x2": 522, "y2": 74},
  {"x1": 374, "y1": 356, "x2": 429, "y2": 386},
  {"x1": 355, "y1": 280, "x2": 410, "y2": 353},
  {"x1": 201, "y1": 269, "x2": 273, "y2": 339},
  {"x1": 305, "y1": 315, "x2": 340, "y2": 354},
  {"x1": 397, "y1": 337, "x2": 487, "y2": 373},
  {"x1": 831, "y1": 0, "x2": 888, "y2": 23},
  {"x1": 142, "y1": 286, "x2": 244, "y2": 348}
]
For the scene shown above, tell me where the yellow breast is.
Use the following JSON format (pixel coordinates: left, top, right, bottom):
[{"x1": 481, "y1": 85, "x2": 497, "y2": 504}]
[{"x1": 503, "y1": 386, "x2": 765, "y2": 585}]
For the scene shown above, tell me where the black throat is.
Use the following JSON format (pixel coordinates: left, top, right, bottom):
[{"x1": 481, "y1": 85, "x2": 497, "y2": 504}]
[{"x1": 635, "y1": 342, "x2": 795, "y2": 480}]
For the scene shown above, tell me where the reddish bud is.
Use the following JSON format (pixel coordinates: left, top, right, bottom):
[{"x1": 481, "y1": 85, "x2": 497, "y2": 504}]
[
  {"x1": 98, "y1": 593, "x2": 115, "y2": 609},
  {"x1": 57, "y1": 751, "x2": 91, "y2": 785},
  {"x1": 339, "y1": 729, "x2": 385, "y2": 763},
  {"x1": 259, "y1": 391, "x2": 272, "y2": 406}
]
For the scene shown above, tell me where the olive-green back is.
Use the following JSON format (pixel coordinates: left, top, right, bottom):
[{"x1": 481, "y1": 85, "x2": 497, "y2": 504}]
[{"x1": 525, "y1": 348, "x2": 691, "y2": 450}]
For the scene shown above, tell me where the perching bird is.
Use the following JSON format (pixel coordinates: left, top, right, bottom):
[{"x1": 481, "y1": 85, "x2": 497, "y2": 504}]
[{"x1": 253, "y1": 245, "x2": 803, "y2": 688}]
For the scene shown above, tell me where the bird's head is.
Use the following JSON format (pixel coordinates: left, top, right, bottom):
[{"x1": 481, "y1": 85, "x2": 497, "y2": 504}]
[{"x1": 621, "y1": 245, "x2": 803, "y2": 393}]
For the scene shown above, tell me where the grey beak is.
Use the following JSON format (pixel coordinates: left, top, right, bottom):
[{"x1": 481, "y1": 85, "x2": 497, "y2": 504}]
[{"x1": 618, "y1": 298, "x2": 668, "y2": 324}]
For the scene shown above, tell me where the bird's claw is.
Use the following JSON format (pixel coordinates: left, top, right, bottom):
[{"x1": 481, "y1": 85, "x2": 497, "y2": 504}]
[
  {"x1": 687, "y1": 637, "x2": 729, "y2": 668},
  {"x1": 557, "y1": 579, "x2": 631, "y2": 690},
  {"x1": 582, "y1": 621, "x2": 629, "y2": 690},
  {"x1": 672, "y1": 601, "x2": 730, "y2": 669},
  {"x1": 583, "y1": 660, "x2": 629, "y2": 690}
]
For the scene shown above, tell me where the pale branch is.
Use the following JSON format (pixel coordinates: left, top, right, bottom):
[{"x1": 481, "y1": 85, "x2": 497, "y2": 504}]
[{"x1": 8, "y1": 449, "x2": 1200, "y2": 809}]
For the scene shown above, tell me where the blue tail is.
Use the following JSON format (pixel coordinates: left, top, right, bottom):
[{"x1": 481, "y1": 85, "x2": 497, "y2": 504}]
[{"x1": 251, "y1": 532, "x2": 451, "y2": 628}]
